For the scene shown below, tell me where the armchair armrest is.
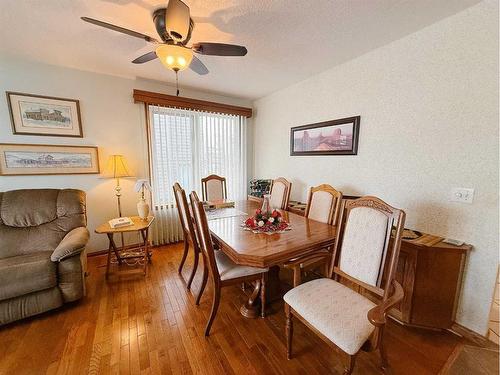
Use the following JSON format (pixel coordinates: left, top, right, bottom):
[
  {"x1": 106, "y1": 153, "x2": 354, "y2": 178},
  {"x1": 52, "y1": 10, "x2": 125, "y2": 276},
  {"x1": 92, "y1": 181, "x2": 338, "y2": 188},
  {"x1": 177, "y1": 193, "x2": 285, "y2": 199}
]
[
  {"x1": 367, "y1": 280, "x2": 404, "y2": 327},
  {"x1": 51, "y1": 227, "x2": 89, "y2": 262}
]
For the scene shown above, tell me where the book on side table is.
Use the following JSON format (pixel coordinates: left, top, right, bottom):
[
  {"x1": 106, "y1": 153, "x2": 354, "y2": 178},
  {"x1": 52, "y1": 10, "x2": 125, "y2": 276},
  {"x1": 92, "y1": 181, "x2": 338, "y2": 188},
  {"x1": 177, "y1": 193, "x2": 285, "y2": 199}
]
[{"x1": 108, "y1": 217, "x2": 134, "y2": 229}]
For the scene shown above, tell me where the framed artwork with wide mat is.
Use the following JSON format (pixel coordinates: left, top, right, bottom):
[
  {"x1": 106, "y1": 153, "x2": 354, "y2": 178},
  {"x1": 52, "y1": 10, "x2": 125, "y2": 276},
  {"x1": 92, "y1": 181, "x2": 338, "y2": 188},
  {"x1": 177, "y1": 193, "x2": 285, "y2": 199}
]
[
  {"x1": 0, "y1": 143, "x2": 99, "y2": 175},
  {"x1": 6, "y1": 91, "x2": 83, "y2": 137},
  {"x1": 290, "y1": 116, "x2": 360, "y2": 156}
]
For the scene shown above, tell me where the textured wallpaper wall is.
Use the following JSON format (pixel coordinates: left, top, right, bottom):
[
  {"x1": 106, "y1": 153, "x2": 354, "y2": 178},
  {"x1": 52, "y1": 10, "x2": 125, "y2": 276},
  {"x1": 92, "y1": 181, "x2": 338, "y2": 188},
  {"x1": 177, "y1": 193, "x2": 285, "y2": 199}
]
[{"x1": 252, "y1": 1, "x2": 498, "y2": 335}]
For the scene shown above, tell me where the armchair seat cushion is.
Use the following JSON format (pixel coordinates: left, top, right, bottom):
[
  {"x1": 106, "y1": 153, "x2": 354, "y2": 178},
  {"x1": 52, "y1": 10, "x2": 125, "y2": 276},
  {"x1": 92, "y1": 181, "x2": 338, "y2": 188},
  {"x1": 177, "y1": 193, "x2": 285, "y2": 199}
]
[
  {"x1": 215, "y1": 250, "x2": 268, "y2": 281},
  {"x1": 283, "y1": 278, "x2": 376, "y2": 355},
  {"x1": 0, "y1": 251, "x2": 57, "y2": 301}
]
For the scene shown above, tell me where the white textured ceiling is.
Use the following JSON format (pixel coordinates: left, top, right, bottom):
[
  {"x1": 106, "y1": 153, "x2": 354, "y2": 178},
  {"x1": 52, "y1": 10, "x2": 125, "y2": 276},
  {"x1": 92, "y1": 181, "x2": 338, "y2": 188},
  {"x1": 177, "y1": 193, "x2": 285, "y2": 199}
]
[{"x1": 0, "y1": 0, "x2": 480, "y2": 99}]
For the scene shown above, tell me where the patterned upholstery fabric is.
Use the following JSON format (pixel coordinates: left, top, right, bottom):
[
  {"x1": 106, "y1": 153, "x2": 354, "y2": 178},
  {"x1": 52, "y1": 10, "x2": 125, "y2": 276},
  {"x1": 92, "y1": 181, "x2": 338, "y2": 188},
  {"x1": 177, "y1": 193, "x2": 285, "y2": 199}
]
[
  {"x1": 339, "y1": 207, "x2": 388, "y2": 286},
  {"x1": 307, "y1": 190, "x2": 334, "y2": 223},
  {"x1": 270, "y1": 182, "x2": 286, "y2": 209},
  {"x1": 215, "y1": 250, "x2": 268, "y2": 281},
  {"x1": 284, "y1": 278, "x2": 376, "y2": 355},
  {"x1": 206, "y1": 179, "x2": 224, "y2": 201}
]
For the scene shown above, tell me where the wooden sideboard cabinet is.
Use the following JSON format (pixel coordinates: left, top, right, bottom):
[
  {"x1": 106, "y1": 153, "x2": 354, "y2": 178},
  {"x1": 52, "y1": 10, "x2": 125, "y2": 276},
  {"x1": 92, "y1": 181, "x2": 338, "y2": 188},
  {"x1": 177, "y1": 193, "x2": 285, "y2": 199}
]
[{"x1": 389, "y1": 239, "x2": 470, "y2": 330}]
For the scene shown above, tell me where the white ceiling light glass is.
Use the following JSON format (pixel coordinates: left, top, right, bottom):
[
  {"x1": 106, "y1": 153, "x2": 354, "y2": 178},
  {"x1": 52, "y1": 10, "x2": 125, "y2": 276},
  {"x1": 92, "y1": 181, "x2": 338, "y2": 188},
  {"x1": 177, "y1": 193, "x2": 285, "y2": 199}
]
[{"x1": 156, "y1": 44, "x2": 193, "y2": 72}]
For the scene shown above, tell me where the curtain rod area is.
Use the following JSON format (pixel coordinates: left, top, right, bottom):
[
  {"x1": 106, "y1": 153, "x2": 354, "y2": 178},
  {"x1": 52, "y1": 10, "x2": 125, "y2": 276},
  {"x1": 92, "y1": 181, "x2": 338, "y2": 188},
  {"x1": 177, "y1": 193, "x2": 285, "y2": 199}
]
[{"x1": 133, "y1": 89, "x2": 253, "y2": 118}]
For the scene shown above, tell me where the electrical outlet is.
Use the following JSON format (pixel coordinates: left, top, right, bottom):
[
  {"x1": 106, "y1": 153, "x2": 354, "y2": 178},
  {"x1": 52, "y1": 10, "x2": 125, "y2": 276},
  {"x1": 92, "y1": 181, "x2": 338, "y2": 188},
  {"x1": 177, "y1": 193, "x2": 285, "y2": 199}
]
[{"x1": 451, "y1": 188, "x2": 474, "y2": 204}]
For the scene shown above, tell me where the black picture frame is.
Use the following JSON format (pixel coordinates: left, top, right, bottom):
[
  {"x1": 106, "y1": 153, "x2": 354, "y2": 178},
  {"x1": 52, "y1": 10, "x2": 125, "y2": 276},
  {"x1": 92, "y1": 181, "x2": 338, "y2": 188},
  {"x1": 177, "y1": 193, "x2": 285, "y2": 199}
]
[{"x1": 290, "y1": 116, "x2": 360, "y2": 156}]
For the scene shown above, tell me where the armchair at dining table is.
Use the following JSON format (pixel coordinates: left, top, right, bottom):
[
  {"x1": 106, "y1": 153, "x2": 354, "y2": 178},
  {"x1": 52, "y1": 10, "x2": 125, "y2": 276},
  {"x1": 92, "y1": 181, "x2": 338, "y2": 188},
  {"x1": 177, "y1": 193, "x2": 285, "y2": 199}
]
[
  {"x1": 283, "y1": 183, "x2": 342, "y2": 287},
  {"x1": 283, "y1": 196, "x2": 406, "y2": 374}
]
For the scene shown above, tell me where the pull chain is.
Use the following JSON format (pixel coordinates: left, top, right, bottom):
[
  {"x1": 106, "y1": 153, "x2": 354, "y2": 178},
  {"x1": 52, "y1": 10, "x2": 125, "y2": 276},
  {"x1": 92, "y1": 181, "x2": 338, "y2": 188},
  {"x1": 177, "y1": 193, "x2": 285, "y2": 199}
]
[{"x1": 175, "y1": 70, "x2": 180, "y2": 96}]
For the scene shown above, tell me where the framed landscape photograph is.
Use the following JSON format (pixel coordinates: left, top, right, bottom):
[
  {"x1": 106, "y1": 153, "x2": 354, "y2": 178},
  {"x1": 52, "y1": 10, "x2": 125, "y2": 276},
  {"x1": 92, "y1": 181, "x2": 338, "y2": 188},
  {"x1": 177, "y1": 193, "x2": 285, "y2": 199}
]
[
  {"x1": 6, "y1": 92, "x2": 83, "y2": 137},
  {"x1": 0, "y1": 144, "x2": 99, "y2": 175},
  {"x1": 290, "y1": 116, "x2": 360, "y2": 156}
]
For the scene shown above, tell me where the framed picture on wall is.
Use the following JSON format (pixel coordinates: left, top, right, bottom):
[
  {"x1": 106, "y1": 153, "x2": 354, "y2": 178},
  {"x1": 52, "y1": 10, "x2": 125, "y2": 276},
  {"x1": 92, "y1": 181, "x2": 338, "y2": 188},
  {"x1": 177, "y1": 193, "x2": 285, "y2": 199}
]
[
  {"x1": 0, "y1": 144, "x2": 99, "y2": 175},
  {"x1": 290, "y1": 116, "x2": 360, "y2": 156},
  {"x1": 6, "y1": 92, "x2": 83, "y2": 137}
]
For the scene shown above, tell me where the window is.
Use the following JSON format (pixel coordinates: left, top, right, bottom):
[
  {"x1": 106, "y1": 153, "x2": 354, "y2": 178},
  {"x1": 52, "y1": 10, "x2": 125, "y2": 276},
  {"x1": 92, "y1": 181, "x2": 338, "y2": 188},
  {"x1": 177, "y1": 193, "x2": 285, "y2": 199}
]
[{"x1": 148, "y1": 105, "x2": 248, "y2": 244}]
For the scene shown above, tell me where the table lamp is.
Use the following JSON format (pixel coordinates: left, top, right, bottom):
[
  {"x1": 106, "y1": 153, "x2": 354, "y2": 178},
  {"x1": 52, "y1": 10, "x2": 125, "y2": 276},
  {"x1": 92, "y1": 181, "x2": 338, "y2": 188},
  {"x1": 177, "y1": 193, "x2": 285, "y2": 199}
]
[{"x1": 104, "y1": 154, "x2": 132, "y2": 218}]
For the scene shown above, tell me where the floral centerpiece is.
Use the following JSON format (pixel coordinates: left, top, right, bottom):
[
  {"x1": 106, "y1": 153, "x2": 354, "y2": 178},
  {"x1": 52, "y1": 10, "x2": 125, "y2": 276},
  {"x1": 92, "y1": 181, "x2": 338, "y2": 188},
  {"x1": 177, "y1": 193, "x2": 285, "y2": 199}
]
[{"x1": 243, "y1": 208, "x2": 290, "y2": 234}]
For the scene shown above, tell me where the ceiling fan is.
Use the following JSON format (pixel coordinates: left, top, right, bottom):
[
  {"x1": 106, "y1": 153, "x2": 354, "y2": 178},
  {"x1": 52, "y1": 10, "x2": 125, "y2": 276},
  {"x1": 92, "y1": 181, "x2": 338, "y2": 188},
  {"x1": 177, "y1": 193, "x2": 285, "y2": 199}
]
[{"x1": 81, "y1": 0, "x2": 247, "y2": 77}]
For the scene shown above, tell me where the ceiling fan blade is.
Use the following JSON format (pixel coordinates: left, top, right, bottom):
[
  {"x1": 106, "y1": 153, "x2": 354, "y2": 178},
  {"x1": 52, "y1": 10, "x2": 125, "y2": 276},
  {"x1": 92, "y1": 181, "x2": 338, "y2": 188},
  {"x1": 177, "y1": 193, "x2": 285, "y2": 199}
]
[
  {"x1": 189, "y1": 55, "x2": 209, "y2": 75},
  {"x1": 165, "y1": 0, "x2": 191, "y2": 42},
  {"x1": 132, "y1": 51, "x2": 158, "y2": 64},
  {"x1": 81, "y1": 17, "x2": 159, "y2": 43},
  {"x1": 192, "y1": 43, "x2": 247, "y2": 56}
]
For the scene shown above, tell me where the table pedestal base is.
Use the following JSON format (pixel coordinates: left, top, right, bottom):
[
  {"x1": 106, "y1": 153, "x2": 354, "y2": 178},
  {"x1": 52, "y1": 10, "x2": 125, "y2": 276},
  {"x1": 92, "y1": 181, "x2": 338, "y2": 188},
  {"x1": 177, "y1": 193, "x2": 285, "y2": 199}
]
[
  {"x1": 240, "y1": 279, "x2": 261, "y2": 318},
  {"x1": 239, "y1": 266, "x2": 282, "y2": 318}
]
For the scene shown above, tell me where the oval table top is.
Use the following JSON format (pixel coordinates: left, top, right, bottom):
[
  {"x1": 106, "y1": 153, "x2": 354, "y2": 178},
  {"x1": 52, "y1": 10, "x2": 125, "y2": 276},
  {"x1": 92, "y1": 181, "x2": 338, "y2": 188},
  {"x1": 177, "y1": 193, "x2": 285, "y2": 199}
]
[{"x1": 208, "y1": 200, "x2": 337, "y2": 268}]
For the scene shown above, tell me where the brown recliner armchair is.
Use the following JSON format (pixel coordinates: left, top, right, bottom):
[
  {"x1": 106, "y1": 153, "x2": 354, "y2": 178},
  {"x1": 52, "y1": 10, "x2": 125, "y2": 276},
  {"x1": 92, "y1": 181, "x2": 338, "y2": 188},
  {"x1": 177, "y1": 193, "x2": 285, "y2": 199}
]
[{"x1": 0, "y1": 188, "x2": 89, "y2": 325}]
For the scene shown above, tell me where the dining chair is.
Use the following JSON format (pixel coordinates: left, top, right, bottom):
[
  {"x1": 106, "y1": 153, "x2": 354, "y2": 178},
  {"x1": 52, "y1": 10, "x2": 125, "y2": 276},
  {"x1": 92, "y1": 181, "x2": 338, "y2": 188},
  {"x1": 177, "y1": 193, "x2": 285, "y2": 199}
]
[
  {"x1": 189, "y1": 191, "x2": 269, "y2": 335},
  {"x1": 269, "y1": 177, "x2": 292, "y2": 209},
  {"x1": 283, "y1": 196, "x2": 406, "y2": 374},
  {"x1": 173, "y1": 183, "x2": 200, "y2": 291},
  {"x1": 284, "y1": 184, "x2": 343, "y2": 286},
  {"x1": 201, "y1": 174, "x2": 227, "y2": 201}
]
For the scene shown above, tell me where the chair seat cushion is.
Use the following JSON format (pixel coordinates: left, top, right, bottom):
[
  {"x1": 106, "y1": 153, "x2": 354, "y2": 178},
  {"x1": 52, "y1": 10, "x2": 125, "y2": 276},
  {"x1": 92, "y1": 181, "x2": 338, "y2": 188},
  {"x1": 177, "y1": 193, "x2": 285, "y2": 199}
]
[
  {"x1": 283, "y1": 278, "x2": 376, "y2": 355},
  {"x1": 215, "y1": 251, "x2": 268, "y2": 281},
  {"x1": 0, "y1": 251, "x2": 57, "y2": 301}
]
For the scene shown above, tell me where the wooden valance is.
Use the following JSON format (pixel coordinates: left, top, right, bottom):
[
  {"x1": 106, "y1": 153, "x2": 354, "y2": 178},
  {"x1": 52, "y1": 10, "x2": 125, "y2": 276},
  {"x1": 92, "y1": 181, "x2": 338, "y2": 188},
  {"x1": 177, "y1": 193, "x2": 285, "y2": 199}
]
[{"x1": 133, "y1": 89, "x2": 252, "y2": 118}]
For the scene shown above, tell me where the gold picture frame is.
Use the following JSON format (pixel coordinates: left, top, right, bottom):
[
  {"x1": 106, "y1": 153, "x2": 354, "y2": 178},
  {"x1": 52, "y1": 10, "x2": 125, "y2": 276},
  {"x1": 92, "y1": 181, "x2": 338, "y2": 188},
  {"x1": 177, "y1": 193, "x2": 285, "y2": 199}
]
[
  {"x1": 0, "y1": 143, "x2": 99, "y2": 176},
  {"x1": 6, "y1": 91, "x2": 83, "y2": 137}
]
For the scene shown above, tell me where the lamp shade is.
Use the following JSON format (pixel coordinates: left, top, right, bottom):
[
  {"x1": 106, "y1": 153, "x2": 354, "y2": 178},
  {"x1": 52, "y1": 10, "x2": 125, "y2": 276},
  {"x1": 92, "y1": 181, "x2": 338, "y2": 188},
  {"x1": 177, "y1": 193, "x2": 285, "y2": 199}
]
[
  {"x1": 156, "y1": 44, "x2": 193, "y2": 72},
  {"x1": 104, "y1": 155, "x2": 131, "y2": 178}
]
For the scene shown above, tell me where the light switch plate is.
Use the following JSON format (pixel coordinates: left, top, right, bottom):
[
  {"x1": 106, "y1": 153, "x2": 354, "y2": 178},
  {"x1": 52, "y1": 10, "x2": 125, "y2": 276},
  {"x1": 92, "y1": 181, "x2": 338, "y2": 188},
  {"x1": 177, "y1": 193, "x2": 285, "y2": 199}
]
[{"x1": 451, "y1": 188, "x2": 474, "y2": 204}]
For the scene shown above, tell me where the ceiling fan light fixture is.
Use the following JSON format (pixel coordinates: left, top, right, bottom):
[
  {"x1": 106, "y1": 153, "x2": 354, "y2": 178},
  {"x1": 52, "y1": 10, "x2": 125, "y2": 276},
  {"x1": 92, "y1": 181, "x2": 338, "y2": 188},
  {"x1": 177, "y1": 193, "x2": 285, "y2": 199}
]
[{"x1": 156, "y1": 44, "x2": 193, "y2": 71}]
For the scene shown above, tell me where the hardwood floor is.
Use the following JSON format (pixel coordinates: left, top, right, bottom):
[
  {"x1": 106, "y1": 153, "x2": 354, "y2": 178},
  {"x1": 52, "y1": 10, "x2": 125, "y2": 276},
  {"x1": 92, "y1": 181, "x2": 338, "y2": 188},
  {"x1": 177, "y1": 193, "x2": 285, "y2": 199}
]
[{"x1": 0, "y1": 243, "x2": 492, "y2": 374}]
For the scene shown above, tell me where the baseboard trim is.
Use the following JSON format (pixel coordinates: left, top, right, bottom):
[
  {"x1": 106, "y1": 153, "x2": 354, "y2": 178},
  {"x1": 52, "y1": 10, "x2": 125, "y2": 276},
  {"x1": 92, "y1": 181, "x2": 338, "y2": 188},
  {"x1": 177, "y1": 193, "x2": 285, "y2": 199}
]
[{"x1": 450, "y1": 322, "x2": 489, "y2": 347}]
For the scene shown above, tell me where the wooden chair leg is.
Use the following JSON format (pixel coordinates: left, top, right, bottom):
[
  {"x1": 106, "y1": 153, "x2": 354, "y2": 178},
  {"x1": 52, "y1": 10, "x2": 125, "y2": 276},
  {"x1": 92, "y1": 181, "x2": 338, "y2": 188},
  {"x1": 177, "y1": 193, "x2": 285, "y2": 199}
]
[
  {"x1": 379, "y1": 337, "x2": 389, "y2": 371},
  {"x1": 292, "y1": 266, "x2": 301, "y2": 288},
  {"x1": 196, "y1": 263, "x2": 208, "y2": 306},
  {"x1": 178, "y1": 237, "x2": 189, "y2": 274},
  {"x1": 260, "y1": 273, "x2": 266, "y2": 318},
  {"x1": 205, "y1": 286, "x2": 220, "y2": 336},
  {"x1": 344, "y1": 354, "x2": 356, "y2": 375},
  {"x1": 285, "y1": 303, "x2": 293, "y2": 359},
  {"x1": 186, "y1": 248, "x2": 199, "y2": 290},
  {"x1": 323, "y1": 258, "x2": 330, "y2": 278}
]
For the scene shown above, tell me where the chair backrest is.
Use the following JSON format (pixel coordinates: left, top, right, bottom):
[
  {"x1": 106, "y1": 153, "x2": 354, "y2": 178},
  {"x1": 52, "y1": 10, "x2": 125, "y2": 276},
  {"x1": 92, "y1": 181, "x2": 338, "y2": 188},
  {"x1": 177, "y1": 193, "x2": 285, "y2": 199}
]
[
  {"x1": 304, "y1": 184, "x2": 342, "y2": 225},
  {"x1": 201, "y1": 174, "x2": 227, "y2": 201},
  {"x1": 172, "y1": 183, "x2": 198, "y2": 250},
  {"x1": 0, "y1": 189, "x2": 86, "y2": 258},
  {"x1": 330, "y1": 196, "x2": 405, "y2": 301},
  {"x1": 269, "y1": 177, "x2": 292, "y2": 210},
  {"x1": 189, "y1": 191, "x2": 220, "y2": 281}
]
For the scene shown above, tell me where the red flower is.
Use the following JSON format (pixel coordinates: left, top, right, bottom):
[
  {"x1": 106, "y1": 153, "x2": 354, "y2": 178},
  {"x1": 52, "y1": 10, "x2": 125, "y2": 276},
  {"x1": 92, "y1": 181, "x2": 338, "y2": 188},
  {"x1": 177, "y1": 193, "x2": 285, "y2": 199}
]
[
  {"x1": 245, "y1": 217, "x2": 256, "y2": 227},
  {"x1": 255, "y1": 209, "x2": 262, "y2": 215},
  {"x1": 272, "y1": 210, "x2": 281, "y2": 218}
]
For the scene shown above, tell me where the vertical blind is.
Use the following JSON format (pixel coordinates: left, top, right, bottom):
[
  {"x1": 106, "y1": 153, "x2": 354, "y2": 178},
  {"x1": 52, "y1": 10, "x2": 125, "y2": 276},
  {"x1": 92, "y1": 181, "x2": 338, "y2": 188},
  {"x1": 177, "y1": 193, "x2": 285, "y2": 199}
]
[{"x1": 148, "y1": 105, "x2": 248, "y2": 245}]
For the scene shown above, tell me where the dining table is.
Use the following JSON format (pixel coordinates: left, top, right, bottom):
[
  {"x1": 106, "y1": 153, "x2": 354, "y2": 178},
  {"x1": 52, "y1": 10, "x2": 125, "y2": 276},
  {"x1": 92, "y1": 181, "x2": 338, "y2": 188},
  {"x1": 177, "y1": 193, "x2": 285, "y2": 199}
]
[{"x1": 206, "y1": 200, "x2": 337, "y2": 318}]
